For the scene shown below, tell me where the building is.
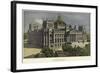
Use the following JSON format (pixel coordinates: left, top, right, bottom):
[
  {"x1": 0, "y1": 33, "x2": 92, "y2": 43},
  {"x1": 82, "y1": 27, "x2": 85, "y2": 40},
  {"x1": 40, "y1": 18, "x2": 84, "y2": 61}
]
[
  {"x1": 67, "y1": 30, "x2": 84, "y2": 43},
  {"x1": 28, "y1": 24, "x2": 43, "y2": 48},
  {"x1": 27, "y1": 15, "x2": 87, "y2": 51}
]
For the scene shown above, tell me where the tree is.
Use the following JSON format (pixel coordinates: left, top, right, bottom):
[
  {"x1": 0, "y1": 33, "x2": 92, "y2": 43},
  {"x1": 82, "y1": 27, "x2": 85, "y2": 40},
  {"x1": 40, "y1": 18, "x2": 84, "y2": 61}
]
[
  {"x1": 62, "y1": 44, "x2": 75, "y2": 56},
  {"x1": 41, "y1": 48, "x2": 55, "y2": 57},
  {"x1": 84, "y1": 44, "x2": 90, "y2": 56},
  {"x1": 62, "y1": 43, "x2": 90, "y2": 56},
  {"x1": 87, "y1": 33, "x2": 90, "y2": 42},
  {"x1": 62, "y1": 44, "x2": 73, "y2": 52},
  {"x1": 24, "y1": 33, "x2": 28, "y2": 40}
]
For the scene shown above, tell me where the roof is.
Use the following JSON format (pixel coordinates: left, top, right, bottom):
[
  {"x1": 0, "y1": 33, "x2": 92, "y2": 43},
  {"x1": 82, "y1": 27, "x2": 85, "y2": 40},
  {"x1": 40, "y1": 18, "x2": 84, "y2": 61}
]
[{"x1": 69, "y1": 30, "x2": 83, "y2": 34}]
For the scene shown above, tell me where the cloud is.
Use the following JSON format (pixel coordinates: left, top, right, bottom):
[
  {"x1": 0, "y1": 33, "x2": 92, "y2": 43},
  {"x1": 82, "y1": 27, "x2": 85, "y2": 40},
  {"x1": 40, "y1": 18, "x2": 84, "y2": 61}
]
[{"x1": 24, "y1": 10, "x2": 90, "y2": 32}]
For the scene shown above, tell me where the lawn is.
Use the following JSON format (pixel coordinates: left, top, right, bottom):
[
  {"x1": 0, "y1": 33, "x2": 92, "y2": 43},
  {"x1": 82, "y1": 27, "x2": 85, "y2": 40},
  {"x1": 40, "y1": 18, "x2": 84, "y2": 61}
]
[{"x1": 24, "y1": 48, "x2": 41, "y2": 58}]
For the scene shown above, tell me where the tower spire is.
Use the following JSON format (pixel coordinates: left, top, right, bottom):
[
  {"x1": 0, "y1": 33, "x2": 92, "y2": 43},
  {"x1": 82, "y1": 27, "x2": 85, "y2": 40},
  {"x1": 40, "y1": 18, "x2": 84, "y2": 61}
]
[{"x1": 57, "y1": 14, "x2": 62, "y2": 21}]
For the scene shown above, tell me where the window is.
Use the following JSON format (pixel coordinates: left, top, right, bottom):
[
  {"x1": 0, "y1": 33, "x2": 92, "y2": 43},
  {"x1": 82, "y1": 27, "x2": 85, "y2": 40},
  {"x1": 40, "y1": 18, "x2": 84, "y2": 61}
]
[{"x1": 51, "y1": 45, "x2": 53, "y2": 47}]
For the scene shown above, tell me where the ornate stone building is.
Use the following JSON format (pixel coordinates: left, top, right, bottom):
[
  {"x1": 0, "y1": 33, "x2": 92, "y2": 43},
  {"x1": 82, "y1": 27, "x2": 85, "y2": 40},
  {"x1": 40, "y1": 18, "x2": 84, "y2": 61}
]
[{"x1": 27, "y1": 16, "x2": 86, "y2": 50}]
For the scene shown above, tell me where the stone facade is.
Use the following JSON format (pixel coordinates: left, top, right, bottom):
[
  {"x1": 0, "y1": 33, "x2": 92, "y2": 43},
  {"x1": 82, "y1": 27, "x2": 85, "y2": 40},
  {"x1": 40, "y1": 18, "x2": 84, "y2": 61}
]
[{"x1": 27, "y1": 16, "x2": 86, "y2": 50}]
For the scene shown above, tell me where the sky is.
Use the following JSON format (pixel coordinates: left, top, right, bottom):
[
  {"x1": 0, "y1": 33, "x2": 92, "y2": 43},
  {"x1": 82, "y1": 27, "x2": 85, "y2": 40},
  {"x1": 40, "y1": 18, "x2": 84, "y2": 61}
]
[{"x1": 23, "y1": 10, "x2": 90, "y2": 33}]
